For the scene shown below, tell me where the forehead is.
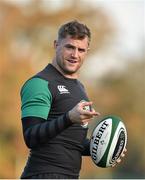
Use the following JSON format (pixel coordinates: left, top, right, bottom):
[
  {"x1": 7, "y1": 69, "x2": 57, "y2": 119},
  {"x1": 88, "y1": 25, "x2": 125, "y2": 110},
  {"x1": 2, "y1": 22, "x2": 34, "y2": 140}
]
[{"x1": 60, "y1": 35, "x2": 89, "y2": 48}]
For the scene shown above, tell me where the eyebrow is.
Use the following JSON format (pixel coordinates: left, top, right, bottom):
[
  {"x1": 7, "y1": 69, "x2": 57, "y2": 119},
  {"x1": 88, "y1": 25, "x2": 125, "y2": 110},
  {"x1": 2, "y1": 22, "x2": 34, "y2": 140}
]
[{"x1": 64, "y1": 44, "x2": 87, "y2": 51}]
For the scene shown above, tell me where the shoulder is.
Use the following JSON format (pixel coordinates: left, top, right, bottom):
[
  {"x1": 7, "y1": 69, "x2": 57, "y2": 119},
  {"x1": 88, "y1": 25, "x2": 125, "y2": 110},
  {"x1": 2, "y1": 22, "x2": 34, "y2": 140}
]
[
  {"x1": 20, "y1": 78, "x2": 52, "y2": 119},
  {"x1": 20, "y1": 78, "x2": 52, "y2": 100},
  {"x1": 77, "y1": 80, "x2": 85, "y2": 89},
  {"x1": 21, "y1": 77, "x2": 48, "y2": 93}
]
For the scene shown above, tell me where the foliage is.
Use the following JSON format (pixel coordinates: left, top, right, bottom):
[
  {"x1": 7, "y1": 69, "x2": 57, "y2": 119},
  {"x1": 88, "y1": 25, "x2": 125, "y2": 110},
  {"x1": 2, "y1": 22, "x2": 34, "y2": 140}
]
[
  {"x1": 0, "y1": 0, "x2": 144, "y2": 178},
  {"x1": 84, "y1": 59, "x2": 145, "y2": 178}
]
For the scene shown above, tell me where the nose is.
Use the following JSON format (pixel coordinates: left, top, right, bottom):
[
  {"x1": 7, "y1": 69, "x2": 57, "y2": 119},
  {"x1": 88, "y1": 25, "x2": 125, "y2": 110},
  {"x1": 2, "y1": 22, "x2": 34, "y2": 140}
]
[{"x1": 71, "y1": 49, "x2": 78, "y2": 58}]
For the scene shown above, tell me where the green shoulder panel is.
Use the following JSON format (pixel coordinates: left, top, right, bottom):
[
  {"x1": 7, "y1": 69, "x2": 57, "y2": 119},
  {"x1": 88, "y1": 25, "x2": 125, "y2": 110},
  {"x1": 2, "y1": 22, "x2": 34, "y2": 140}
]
[{"x1": 21, "y1": 78, "x2": 52, "y2": 120}]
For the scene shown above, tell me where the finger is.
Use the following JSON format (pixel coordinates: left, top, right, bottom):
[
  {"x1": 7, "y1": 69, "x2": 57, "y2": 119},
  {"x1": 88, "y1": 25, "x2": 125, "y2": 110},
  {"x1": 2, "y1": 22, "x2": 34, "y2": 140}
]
[
  {"x1": 79, "y1": 101, "x2": 100, "y2": 117},
  {"x1": 79, "y1": 101, "x2": 93, "y2": 111},
  {"x1": 80, "y1": 108, "x2": 100, "y2": 116},
  {"x1": 121, "y1": 152, "x2": 125, "y2": 157},
  {"x1": 80, "y1": 113, "x2": 96, "y2": 120},
  {"x1": 91, "y1": 108, "x2": 101, "y2": 116},
  {"x1": 83, "y1": 110, "x2": 100, "y2": 117},
  {"x1": 80, "y1": 113, "x2": 93, "y2": 119},
  {"x1": 81, "y1": 122, "x2": 88, "y2": 127},
  {"x1": 79, "y1": 101, "x2": 93, "y2": 108},
  {"x1": 121, "y1": 148, "x2": 127, "y2": 157},
  {"x1": 124, "y1": 148, "x2": 127, "y2": 152},
  {"x1": 116, "y1": 158, "x2": 121, "y2": 164},
  {"x1": 82, "y1": 119, "x2": 92, "y2": 124},
  {"x1": 111, "y1": 159, "x2": 121, "y2": 168},
  {"x1": 112, "y1": 163, "x2": 116, "y2": 168}
]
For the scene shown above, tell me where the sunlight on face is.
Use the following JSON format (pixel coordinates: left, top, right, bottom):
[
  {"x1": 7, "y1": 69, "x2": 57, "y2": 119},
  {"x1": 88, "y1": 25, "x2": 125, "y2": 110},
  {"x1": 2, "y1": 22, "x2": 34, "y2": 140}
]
[{"x1": 54, "y1": 35, "x2": 89, "y2": 78}]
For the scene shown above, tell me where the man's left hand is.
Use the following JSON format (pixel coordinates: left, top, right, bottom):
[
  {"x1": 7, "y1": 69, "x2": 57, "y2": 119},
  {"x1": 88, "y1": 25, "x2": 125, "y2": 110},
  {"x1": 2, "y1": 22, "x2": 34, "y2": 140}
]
[{"x1": 112, "y1": 148, "x2": 127, "y2": 167}]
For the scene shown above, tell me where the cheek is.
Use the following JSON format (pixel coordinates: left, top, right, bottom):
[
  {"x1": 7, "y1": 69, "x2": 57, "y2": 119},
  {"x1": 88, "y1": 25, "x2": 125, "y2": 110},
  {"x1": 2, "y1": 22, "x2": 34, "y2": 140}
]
[
  {"x1": 63, "y1": 49, "x2": 71, "y2": 56},
  {"x1": 56, "y1": 48, "x2": 64, "y2": 60},
  {"x1": 56, "y1": 47, "x2": 62, "y2": 55},
  {"x1": 80, "y1": 54, "x2": 87, "y2": 62},
  {"x1": 57, "y1": 48, "x2": 68, "y2": 58}
]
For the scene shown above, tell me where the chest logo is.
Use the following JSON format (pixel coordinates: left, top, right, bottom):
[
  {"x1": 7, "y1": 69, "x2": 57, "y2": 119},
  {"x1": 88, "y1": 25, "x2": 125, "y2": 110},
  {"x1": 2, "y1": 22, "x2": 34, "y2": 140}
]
[{"x1": 57, "y1": 85, "x2": 70, "y2": 94}]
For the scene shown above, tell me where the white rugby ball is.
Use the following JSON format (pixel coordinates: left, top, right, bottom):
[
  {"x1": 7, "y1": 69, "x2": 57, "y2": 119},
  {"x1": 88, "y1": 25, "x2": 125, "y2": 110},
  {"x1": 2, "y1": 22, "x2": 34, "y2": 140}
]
[{"x1": 90, "y1": 115, "x2": 127, "y2": 168}]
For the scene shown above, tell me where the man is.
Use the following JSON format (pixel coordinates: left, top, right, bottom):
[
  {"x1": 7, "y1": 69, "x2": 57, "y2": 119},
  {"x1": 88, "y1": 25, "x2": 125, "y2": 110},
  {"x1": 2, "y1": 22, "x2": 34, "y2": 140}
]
[{"x1": 20, "y1": 20, "x2": 125, "y2": 179}]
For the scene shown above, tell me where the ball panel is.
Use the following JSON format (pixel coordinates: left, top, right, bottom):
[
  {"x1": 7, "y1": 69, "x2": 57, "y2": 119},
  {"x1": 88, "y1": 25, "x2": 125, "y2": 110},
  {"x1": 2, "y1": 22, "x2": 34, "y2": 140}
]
[
  {"x1": 107, "y1": 121, "x2": 127, "y2": 166},
  {"x1": 90, "y1": 118, "x2": 112, "y2": 164},
  {"x1": 96, "y1": 116, "x2": 120, "y2": 167}
]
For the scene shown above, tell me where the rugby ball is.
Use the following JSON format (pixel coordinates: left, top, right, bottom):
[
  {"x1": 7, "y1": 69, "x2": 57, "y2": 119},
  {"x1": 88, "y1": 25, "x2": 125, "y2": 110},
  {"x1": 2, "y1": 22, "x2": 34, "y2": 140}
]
[{"x1": 90, "y1": 115, "x2": 127, "y2": 168}]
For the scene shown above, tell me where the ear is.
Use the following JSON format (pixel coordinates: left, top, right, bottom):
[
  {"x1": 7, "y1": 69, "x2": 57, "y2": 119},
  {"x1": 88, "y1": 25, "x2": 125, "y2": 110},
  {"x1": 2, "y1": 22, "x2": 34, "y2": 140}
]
[{"x1": 54, "y1": 40, "x2": 58, "y2": 49}]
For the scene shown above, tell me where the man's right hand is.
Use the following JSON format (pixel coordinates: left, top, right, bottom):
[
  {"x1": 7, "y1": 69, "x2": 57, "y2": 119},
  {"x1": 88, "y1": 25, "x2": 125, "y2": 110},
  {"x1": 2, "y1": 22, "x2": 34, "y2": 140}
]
[{"x1": 68, "y1": 101, "x2": 100, "y2": 125}]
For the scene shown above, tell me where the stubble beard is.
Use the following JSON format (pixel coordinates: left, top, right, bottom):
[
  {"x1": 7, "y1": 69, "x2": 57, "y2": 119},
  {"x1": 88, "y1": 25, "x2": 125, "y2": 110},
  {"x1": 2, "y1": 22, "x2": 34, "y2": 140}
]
[{"x1": 57, "y1": 58, "x2": 81, "y2": 76}]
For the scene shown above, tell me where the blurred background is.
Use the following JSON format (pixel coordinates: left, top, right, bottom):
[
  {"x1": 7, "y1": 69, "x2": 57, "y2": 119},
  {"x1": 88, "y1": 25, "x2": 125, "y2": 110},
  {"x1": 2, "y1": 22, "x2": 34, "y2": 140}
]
[{"x1": 0, "y1": 0, "x2": 144, "y2": 178}]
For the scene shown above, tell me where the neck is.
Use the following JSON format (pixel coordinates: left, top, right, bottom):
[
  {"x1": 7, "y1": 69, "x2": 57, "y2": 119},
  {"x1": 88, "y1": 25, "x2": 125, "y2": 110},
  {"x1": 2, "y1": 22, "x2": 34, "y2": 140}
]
[{"x1": 51, "y1": 59, "x2": 78, "y2": 79}]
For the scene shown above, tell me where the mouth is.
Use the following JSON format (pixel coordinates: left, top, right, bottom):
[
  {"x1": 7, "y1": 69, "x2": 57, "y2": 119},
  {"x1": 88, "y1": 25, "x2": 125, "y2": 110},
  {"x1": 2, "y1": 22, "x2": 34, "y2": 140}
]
[{"x1": 66, "y1": 59, "x2": 78, "y2": 64}]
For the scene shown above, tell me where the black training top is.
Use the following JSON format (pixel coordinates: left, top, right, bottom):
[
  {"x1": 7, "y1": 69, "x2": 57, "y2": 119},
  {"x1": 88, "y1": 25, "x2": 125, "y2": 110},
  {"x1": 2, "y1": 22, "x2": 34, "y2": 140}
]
[{"x1": 20, "y1": 64, "x2": 90, "y2": 178}]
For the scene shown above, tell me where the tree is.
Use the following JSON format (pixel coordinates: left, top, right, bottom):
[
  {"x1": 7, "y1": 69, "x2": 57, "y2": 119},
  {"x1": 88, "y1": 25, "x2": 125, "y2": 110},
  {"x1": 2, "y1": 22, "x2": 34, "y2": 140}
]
[{"x1": 0, "y1": 0, "x2": 115, "y2": 178}]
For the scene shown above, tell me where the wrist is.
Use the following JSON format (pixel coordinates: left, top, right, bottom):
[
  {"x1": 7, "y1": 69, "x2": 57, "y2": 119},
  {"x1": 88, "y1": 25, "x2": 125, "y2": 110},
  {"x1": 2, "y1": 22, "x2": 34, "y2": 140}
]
[
  {"x1": 65, "y1": 112, "x2": 73, "y2": 125},
  {"x1": 68, "y1": 110, "x2": 75, "y2": 123}
]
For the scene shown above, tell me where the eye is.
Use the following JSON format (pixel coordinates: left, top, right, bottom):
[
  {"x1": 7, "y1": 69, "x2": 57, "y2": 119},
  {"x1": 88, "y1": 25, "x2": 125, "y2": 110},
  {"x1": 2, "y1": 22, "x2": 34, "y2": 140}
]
[
  {"x1": 78, "y1": 48, "x2": 86, "y2": 53},
  {"x1": 65, "y1": 44, "x2": 74, "y2": 50}
]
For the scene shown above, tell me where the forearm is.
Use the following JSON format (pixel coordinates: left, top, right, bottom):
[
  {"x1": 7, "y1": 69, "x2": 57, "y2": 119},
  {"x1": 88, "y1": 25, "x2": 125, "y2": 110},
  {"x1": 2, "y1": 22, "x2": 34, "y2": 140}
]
[
  {"x1": 82, "y1": 138, "x2": 90, "y2": 156},
  {"x1": 22, "y1": 113, "x2": 72, "y2": 148}
]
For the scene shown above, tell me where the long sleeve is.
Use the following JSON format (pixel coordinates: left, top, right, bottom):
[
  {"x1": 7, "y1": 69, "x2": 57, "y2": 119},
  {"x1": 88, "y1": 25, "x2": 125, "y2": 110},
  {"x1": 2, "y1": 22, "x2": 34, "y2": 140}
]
[
  {"x1": 22, "y1": 113, "x2": 72, "y2": 148},
  {"x1": 82, "y1": 138, "x2": 91, "y2": 156}
]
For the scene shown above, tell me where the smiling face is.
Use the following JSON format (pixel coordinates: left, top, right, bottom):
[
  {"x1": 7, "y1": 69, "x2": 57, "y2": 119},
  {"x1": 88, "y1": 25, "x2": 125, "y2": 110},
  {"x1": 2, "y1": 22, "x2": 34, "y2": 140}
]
[{"x1": 53, "y1": 35, "x2": 89, "y2": 78}]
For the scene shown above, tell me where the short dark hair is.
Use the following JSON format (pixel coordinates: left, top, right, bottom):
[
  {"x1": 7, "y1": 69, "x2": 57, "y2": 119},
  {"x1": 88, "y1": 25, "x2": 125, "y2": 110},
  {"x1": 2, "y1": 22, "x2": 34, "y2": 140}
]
[{"x1": 58, "y1": 20, "x2": 91, "y2": 44}]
